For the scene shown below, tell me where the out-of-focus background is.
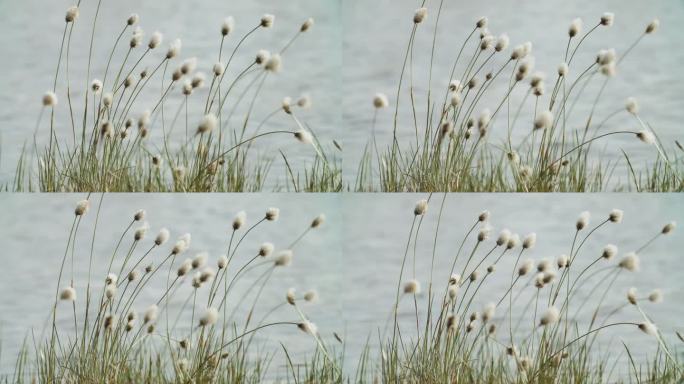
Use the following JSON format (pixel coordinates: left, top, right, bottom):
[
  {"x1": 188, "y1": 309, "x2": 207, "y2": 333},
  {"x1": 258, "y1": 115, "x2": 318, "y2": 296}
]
[
  {"x1": 0, "y1": 0, "x2": 341, "y2": 189},
  {"x1": 343, "y1": 0, "x2": 684, "y2": 186}
]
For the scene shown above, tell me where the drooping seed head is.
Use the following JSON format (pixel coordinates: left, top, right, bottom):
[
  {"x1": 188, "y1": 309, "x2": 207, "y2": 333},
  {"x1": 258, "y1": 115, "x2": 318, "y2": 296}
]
[
  {"x1": 638, "y1": 321, "x2": 657, "y2": 336},
  {"x1": 636, "y1": 130, "x2": 655, "y2": 145},
  {"x1": 294, "y1": 129, "x2": 313, "y2": 144},
  {"x1": 297, "y1": 320, "x2": 317, "y2": 335},
  {"x1": 414, "y1": 199, "x2": 428, "y2": 216},
  {"x1": 199, "y1": 307, "x2": 219, "y2": 326}
]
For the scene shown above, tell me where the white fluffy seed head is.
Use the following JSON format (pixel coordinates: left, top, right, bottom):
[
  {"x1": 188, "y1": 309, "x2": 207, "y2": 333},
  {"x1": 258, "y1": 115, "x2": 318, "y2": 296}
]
[
  {"x1": 636, "y1": 130, "x2": 655, "y2": 145},
  {"x1": 448, "y1": 285, "x2": 459, "y2": 300},
  {"x1": 602, "y1": 244, "x2": 618, "y2": 260},
  {"x1": 199, "y1": 307, "x2": 219, "y2": 326},
  {"x1": 197, "y1": 113, "x2": 218, "y2": 134},
  {"x1": 609, "y1": 209, "x2": 623, "y2": 223},
  {"x1": 495, "y1": 34, "x2": 509, "y2": 52},
  {"x1": 373, "y1": 93, "x2": 389, "y2": 109},
  {"x1": 569, "y1": 18, "x2": 582, "y2": 37},
  {"x1": 469, "y1": 270, "x2": 480, "y2": 282},
  {"x1": 294, "y1": 129, "x2": 313, "y2": 145},
  {"x1": 648, "y1": 289, "x2": 663, "y2": 303},
  {"x1": 449, "y1": 274, "x2": 461, "y2": 285},
  {"x1": 478, "y1": 225, "x2": 491, "y2": 242},
  {"x1": 191, "y1": 72, "x2": 205, "y2": 89},
  {"x1": 166, "y1": 39, "x2": 182, "y2": 59},
  {"x1": 255, "y1": 49, "x2": 270, "y2": 65},
  {"x1": 600, "y1": 12, "x2": 614, "y2": 27},
  {"x1": 75, "y1": 199, "x2": 90, "y2": 216},
  {"x1": 558, "y1": 62, "x2": 569, "y2": 77},
  {"x1": 304, "y1": 290, "x2": 318, "y2": 302},
  {"x1": 260, "y1": 14, "x2": 275, "y2": 28},
  {"x1": 301, "y1": 17, "x2": 314, "y2": 32},
  {"x1": 662, "y1": 221, "x2": 676, "y2": 234},
  {"x1": 105, "y1": 273, "x2": 118, "y2": 285},
  {"x1": 264, "y1": 54, "x2": 282, "y2": 72},
  {"x1": 576, "y1": 211, "x2": 590, "y2": 230},
  {"x1": 619, "y1": 252, "x2": 640, "y2": 272},
  {"x1": 414, "y1": 199, "x2": 428, "y2": 216},
  {"x1": 534, "y1": 110, "x2": 553, "y2": 130},
  {"x1": 477, "y1": 109, "x2": 491, "y2": 135},
  {"x1": 213, "y1": 62, "x2": 224, "y2": 77},
  {"x1": 297, "y1": 95, "x2": 312, "y2": 109},
  {"x1": 450, "y1": 93, "x2": 461, "y2": 108},
  {"x1": 597, "y1": 49, "x2": 616, "y2": 66},
  {"x1": 297, "y1": 320, "x2": 317, "y2": 335},
  {"x1": 148, "y1": 31, "x2": 163, "y2": 49},
  {"x1": 274, "y1": 250, "x2": 293, "y2": 267},
  {"x1": 144, "y1": 305, "x2": 158, "y2": 324},
  {"x1": 286, "y1": 288, "x2": 296, "y2": 305},
  {"x1": 155, "y1": 228, "x2": 170, "y2": 246},
  {"x1": 265, "y1": 207, "x2": 280, "y2": 221},
  {"x1": 507, "y1": 234, "x2": 520, "y2": 249},
  {"x1": 413, "y1": 8, "x2": 428, "y2": 24},
  {"x1": 91, "y1": 79, "x2": 103, "y2": 94},
  {"x1": 496, "y1": 229, "x2": 511, "y2": 246},
  {"x1": 627, "y1": 287, "x2": 638, "y2": 305},
  {"x1": 537, "y1": 258, "x2": 552, "y2": 273},
  {"x1": 476, "y1": 16, "x2": 488, "y2": 29},
  {"x1": 180, "y1": 58, "x2": 197, "y2": 75},
  {"x1": 625, "y1": 97, "x2": 639, "y2": 115},
  {"x1": 232, "y1": 211, "x2": 246, "y2": 230},
  {"x1": 134, "y1": 223, "x2": 149, "y2": 241},
  {"x1": 403, "y1": 279, "x2": 421, "y2": 294},
  {"x1": 217, "y1": 255, "x2": 228, "y2": 269},
  {"x1": 65, "y1": 5, "x2": 79, "y2": 22},
  {"x1": 128, "y1": 270, "x2": 139, "y2": 282},
  {"x1": 42, "y1": 91, "x2": 58, "y2": 107},
  {"x1": 638, "y1": 321, "x2": 657, "y2": 336},
  {"x1": 221, "y1": 16, "x2": 235, "y2": 36},
  {"x1": 522, "y1": 233, "x2": 536, "y2": 249},
  {"x1": 127, "y1": 13, "x2": 139, "y2": 26},
  {"x1": 311, "y1": 214, "x2": 325, "y2": 228},
  {"x1": 105, "y1": 285, "x2": 117, "y2": 300},
  {"x1": 645, "y1": 19, "x2": 659, "y2": 34},
  {"x1": 192, "y1": 252, "x2": 208, "y2": 269},
  {"x1": 177, "y1": 259, "x2": 192, "y2": 277},
  {"x1": 482, "y1": 303, "x2": 495, "y2": 322},
  {"x1": 259, "y1": 242, "x2": 274, "y2": 257},
  {"x1": 557, "y1": 254, "x2": 569, "y2": 268},
  {"x1": 540, "y1": 306, "x2": 560, "y2": 326},
  {"x1": 60, "y1": 286, "x2": 76, "y2": 301},
  {"x1": 518, "y1": 259, "x2": 534, "y2": 276}
]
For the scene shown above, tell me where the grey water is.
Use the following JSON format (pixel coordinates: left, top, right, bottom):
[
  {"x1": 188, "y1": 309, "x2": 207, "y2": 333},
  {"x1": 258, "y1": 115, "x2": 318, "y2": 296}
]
[{"x1": 0, "y1": 194, "x2": 682, "y2": 379}]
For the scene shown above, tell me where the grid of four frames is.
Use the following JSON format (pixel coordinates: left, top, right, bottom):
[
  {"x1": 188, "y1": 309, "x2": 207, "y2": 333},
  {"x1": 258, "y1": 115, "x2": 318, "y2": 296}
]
[{"x1": 0, "y1": 0, "x2": 682, "y2": 383}]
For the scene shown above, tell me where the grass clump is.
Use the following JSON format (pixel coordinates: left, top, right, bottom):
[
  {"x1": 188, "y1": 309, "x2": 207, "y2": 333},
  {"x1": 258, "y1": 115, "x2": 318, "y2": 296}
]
[
  {"x1": 13, "y1": 3, "x2": 341, "y2": 192},
  {"x1": 357, "y1": 196, "x2": 682, "y2": 383},
  {"x1": 5, "y1": 196, "x2": 342, "y2": 383},
  {"x1": 357, "y1": 4, "x2": 683, "y2": 192}
]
